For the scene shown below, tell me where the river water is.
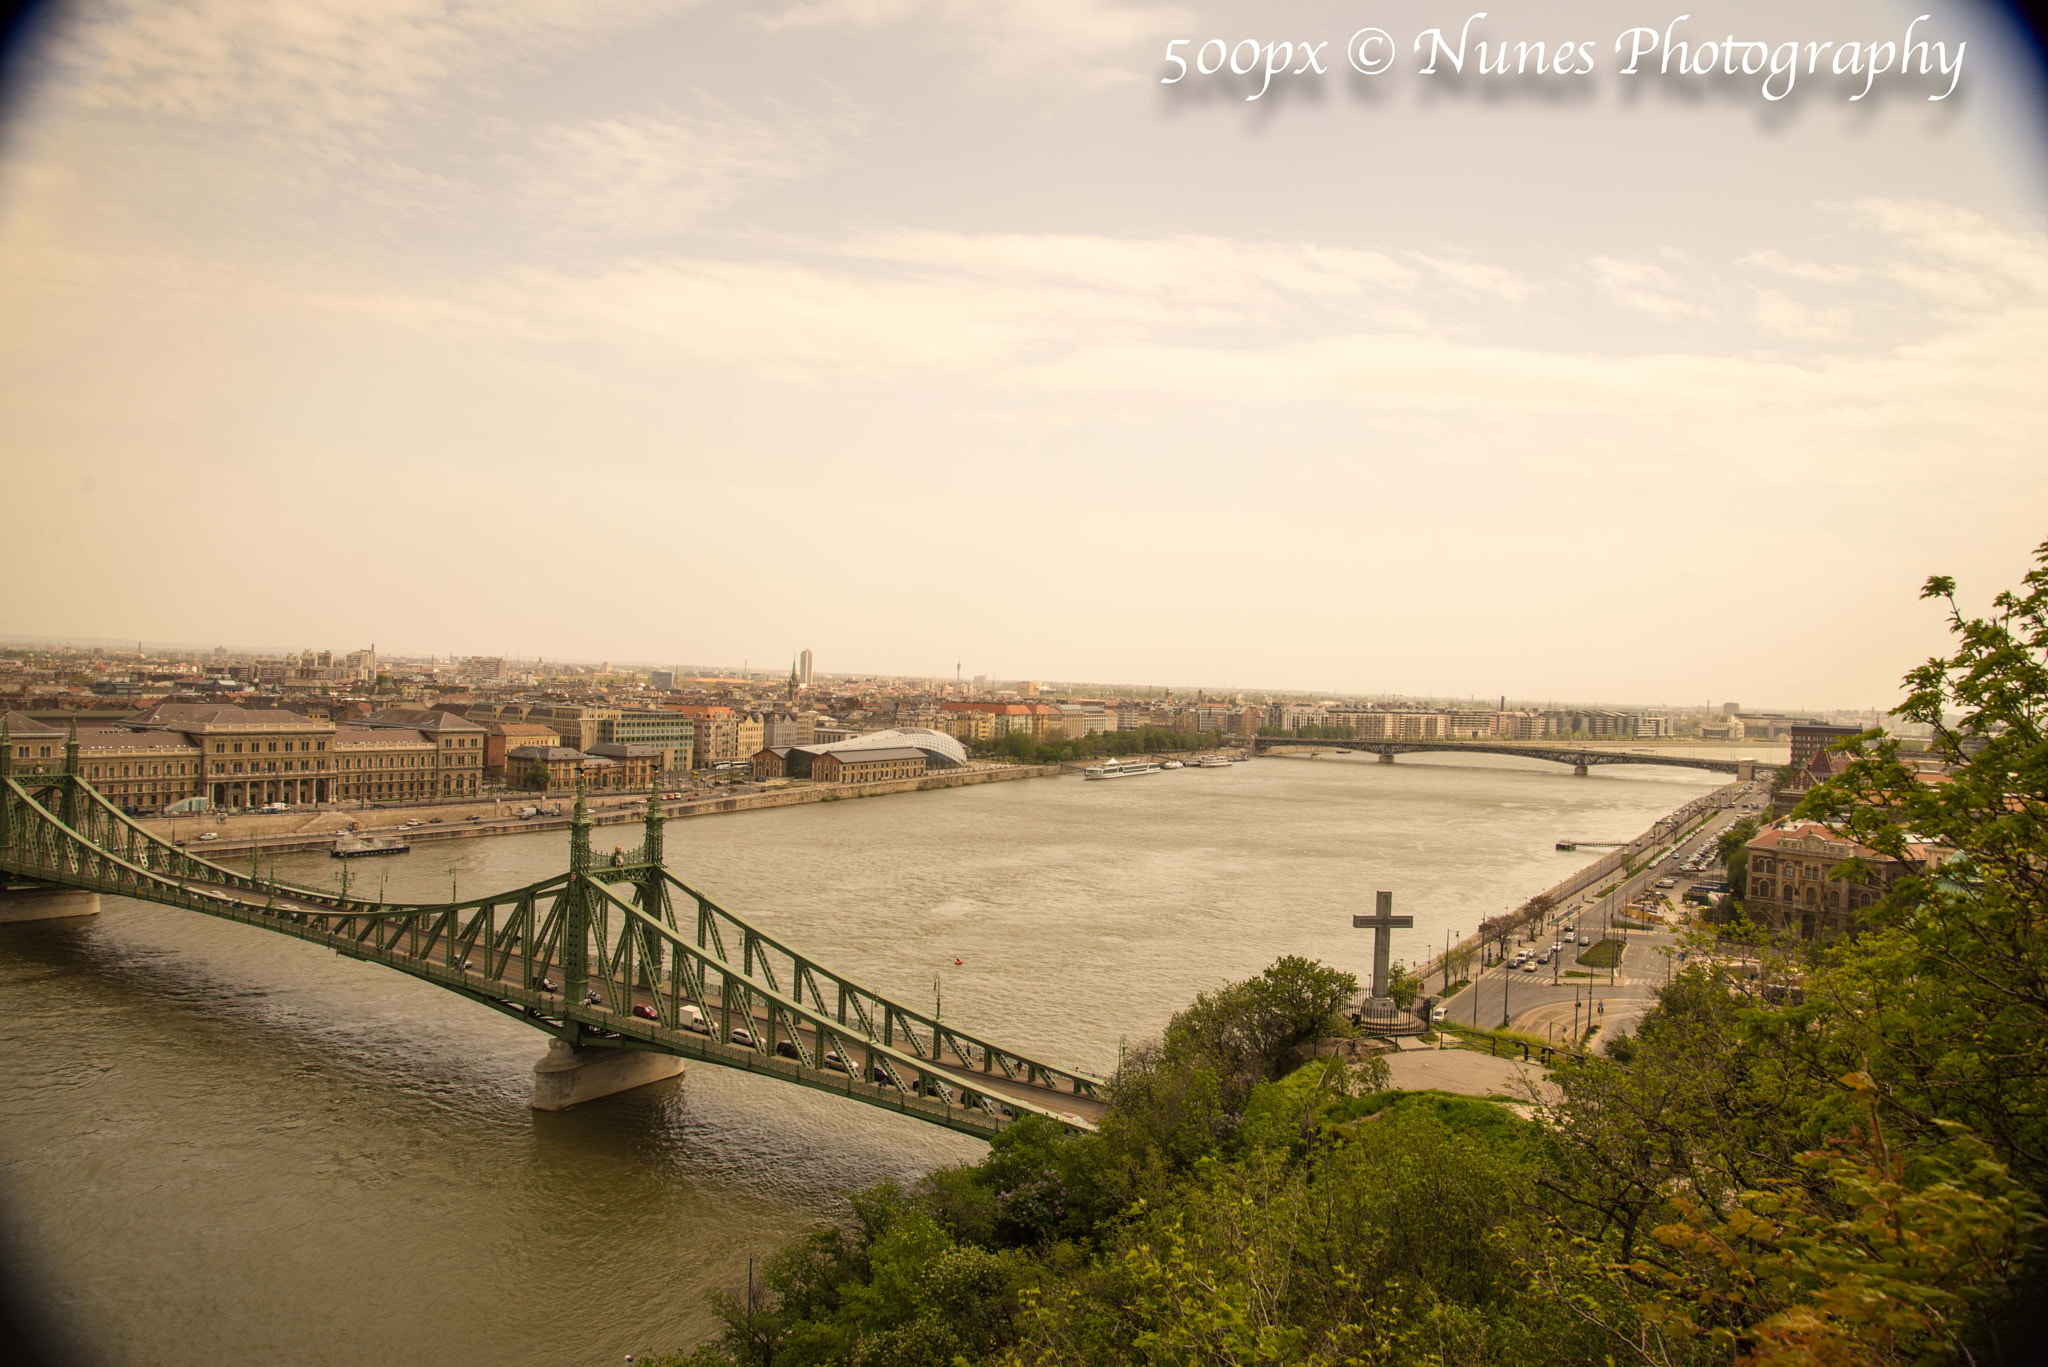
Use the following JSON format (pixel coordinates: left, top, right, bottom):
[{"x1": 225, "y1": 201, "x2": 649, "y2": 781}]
[{"x1": 0, "y1": 746, "x2": 1779, "y2": 1365}]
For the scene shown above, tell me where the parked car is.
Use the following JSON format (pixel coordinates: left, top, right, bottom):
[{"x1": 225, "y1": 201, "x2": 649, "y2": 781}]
[{"x1": 1430, "y1": 1006, "x2": 1447, "y2": 1023}]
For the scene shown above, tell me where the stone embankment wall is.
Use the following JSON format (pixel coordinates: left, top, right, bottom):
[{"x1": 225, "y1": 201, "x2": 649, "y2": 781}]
[{"x1": 142, "y1": 765, "x2": 1064, "y2": 856}]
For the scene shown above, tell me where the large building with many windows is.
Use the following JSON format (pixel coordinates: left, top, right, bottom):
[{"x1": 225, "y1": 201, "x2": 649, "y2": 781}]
[
  {"x1": 812, "y1": 747, "x2": 927, "y2": 784},
  {"x1": 132, "y1": 703, "x2": 339, "y2": 809},
  {"x1": 1743, "y1": 820, "x2": 1942, "y2": 939},
  {"x1": 354, "y1": 708, "x2": 485, "y2": 799},
  {"x1": 599, "y1": 711, "x2": 695, "y2": 774},
  {"x1": 672, "y1": 705, "x2": 741, "y2": 769},
  {"x1": 331, "y1": 726, "x2": 438, "y2": 804},
  {"x1": 5, "y1": 702, "x2": 488, "y2": 811}
]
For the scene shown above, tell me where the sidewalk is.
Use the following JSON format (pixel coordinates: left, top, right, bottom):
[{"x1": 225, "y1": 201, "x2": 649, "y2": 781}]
[{"x1": 1383, "y1": 1047, "x2": 1559, "y2": 1106}]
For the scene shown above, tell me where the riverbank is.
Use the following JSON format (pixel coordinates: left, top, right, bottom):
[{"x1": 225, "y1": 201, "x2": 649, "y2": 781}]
[
  {"x1": 142, "y1": 763, "x2": 1063, "y2": 857},
  {"x1": 1411, "y1": 777, "x2": 1749, "y2": 990}
]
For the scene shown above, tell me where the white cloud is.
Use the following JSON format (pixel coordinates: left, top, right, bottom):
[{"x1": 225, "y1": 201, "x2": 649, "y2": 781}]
[
  {"x1": 524, "y1": 101, "x2": 843, "y2": 240},
  {"x1": 1741, "y1": 248, "x2": 1863, "y2": 284},
  {"x1": 56, "y1": 0, "x2": 691, "y2": 140},
  {"x1": 1588, "y1": 254, "x2": 1716, "y2": 320},
  {"x1": 756, "y1": 0, "x2": 1191, "y2": 85},
  {"x1": 1752, "y1": 287, "x2": 1850, "y2": 340},
  {"x1": 1855, "y1": 196, "x2": 2048, "y2": 295}
]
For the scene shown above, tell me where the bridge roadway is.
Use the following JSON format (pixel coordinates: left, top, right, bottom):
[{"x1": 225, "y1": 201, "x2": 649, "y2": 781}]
[
  {"x1": 1252, "y1": 737, "x2": 1749, "y2": 777},
  {"x1": 1, "y1": 730, "x2": 1106, "y2": 1135}
]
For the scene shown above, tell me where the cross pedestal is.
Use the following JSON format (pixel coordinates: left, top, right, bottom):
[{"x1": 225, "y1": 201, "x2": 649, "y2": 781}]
[{"x1": 1352, "y1": 890, "x2": 1414, "y2": 1008}]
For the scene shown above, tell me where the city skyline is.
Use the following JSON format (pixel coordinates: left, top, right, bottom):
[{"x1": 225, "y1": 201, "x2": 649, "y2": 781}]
[{"x1": 0, "y1": 629, "x2": 1884, "y2": 719}]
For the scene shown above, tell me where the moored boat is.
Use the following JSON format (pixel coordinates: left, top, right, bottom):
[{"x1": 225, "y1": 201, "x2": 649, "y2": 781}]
[
  {"x1": 331, "y1": 836, "x2": 410, "y2": 858},
  {"x1": 1083, "y1": 758, "x2": 1161, "y2": 780}
]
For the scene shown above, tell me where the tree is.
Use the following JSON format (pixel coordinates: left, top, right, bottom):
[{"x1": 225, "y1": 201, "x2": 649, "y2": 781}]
[
  {"x1": 1717, "y1": 815, "x2": 1759, "y2": 899},
  {"x1": 1386, "y1": 963, "x2": 1422, "y2": 1011},
  {"x1": 1794, "y1": 541, "x2": 2048, "y2": 1193},
  {"x1": 522, "y1": 759, "x2": 550, "y2": 792}
]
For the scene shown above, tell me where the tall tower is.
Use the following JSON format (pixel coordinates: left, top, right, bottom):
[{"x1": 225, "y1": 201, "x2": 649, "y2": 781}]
[{"x1": 799, "y1": 648, "x2": 813, "y2": 686}]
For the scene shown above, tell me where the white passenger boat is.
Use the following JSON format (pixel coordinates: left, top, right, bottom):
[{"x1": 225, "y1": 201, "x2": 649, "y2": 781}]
[
  {"x1": 1159, "y1": 759, "x2": 1185, "y2": 770},
  {"x1": 1194, "y1": 755, "x2": 1231, "y2": 768},
  {"x1": 1083, "y1": 758, "x2": 1160, "y2": 780},
  {"x1": 331, "y1": 835, "x2": 410, "y2": 858}
]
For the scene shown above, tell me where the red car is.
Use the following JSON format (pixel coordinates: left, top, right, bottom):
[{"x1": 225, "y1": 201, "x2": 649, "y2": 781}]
[{"x1": 632, "y1": 1004, "x2": 659, "y2": 1022}]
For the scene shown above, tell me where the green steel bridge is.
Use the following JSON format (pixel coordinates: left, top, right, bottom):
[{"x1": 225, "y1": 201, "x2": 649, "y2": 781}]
[
  {"x1": 0, "y1": 724, "x2": 1105, "y2": 1138},
  {"x1": 1252, "y1": 736, "x2": 1752, "y2": 778}
]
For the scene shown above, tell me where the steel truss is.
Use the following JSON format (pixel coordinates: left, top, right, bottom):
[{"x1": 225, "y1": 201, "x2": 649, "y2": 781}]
[{"x1": 1, "y1": 727, "x2": 1101, "y2": 1136}]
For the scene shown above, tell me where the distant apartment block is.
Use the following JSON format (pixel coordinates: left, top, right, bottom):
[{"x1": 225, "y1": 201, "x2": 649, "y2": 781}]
[
  {"x1": 672, "y1": 705, "x2": 741, "y2": 769},
  {"x1": 600, "y1": 711, "x2": 696, "y2": 774}
]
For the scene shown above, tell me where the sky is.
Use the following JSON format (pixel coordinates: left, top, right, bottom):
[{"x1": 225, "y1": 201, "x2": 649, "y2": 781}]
[{"x1": 0, "y1": 0, "x2": 2044, "y2": 711}]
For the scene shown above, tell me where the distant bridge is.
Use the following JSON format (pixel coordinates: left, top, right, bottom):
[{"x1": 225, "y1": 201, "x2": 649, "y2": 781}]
[
  {"x1": 1, "y1": 723, "x2": 1103, "y2": 1135},
  {"x1": 1251, "y1": 736, "x2": 1750, "y2": 778}
]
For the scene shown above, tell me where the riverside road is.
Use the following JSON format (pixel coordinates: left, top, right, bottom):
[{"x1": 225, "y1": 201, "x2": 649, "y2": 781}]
[{"x1": 1438, "y1": 779, "x2": 1771, "y2": 1050}]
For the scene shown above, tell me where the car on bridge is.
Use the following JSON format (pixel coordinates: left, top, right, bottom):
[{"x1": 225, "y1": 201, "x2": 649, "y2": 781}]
[{"x1": 632, "y1": 1004, "x2": 658, "y2": 1021}]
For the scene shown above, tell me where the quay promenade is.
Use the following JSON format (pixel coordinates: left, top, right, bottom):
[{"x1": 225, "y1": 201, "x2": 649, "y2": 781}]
[{"x1": 139, "y1": 764, "x2": 1063, "y2": 857}]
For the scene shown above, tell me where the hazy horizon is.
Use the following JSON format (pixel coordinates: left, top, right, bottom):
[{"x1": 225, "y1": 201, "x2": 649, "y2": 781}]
[{"x1": 3, "y1": 0, "x2": 2044, "y2": 711}]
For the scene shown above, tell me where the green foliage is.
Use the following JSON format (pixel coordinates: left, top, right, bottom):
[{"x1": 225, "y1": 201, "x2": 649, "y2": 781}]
[
  {"x1": 969, "y1": 727, "x2": 1225, "y2": 766},
  {"x1": 1638, "y1": 1085, "x2": 2042, "y2": 1367},
  {"x1": 1576, "y1": 938, "x2": 1623, "y2": 968},
  {"x1": 1793, "y1": 541, "x2": 2048, "y2": 1192},
  {"x1": 1718, "y1": 815, "x2": 1759, "y2": 898},
  {"x1": 1385, "y1": 961, "x2": 1422, "y2": 1011},
  {"x1": 651, "y1": 542, "x2": 2048, "y2": 1367}
]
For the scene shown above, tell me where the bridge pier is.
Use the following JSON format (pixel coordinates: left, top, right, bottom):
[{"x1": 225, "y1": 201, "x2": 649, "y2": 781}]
[
  {"x1": 1573, "y1": 764, "x2": 1588, "y2": 777},
  {"x1": 1377, "y1": 752, "x2": 1395, "y2": 764},
  {"x1": 0, "y1": 885, "x2": 101, "y2": 924},
  {"x1": 531, "y1": 1040, "x2": 685, "y2": 1111}
]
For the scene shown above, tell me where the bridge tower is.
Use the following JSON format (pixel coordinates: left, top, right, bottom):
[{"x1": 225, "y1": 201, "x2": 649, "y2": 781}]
[
  {"x1": 530, "y1": 779, "x2": 687, "y2": 1109},
  {"x1": 635, "y1": 786, "x2": 673, "y2": 977},
  {"x1": 0, "y1": 717, "x2": 11, "y2": 851},
  {"x1": 561, "y1": 781, "x2": 592, "y2": 1019},
  {"x1": 0, "y1": 719, "x2": 100, "y2": 924},
  {"x1": 60, "y1": 720, "x2": 82, "y2": 829}
]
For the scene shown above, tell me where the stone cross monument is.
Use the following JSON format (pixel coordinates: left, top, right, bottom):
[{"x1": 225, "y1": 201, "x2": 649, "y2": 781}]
[{"x1": 1352, "y1": 890, "x2": 1414, "y2": 1006}]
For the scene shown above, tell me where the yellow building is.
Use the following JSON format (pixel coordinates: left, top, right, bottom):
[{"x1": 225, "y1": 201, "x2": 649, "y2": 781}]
[{"x1": 332, "y1": 727, "x2": 439, "y2": 804}]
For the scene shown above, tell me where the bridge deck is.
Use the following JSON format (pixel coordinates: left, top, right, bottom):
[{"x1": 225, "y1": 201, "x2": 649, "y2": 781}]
[{"x1": 1, "y1": 764, "x2": 1107, "y2": 1136}]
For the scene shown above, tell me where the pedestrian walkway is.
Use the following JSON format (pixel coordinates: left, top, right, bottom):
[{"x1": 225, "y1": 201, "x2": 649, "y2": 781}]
[{"x1": 1383, "y1": 1047, "x2": 1559, "y2": 1105}]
